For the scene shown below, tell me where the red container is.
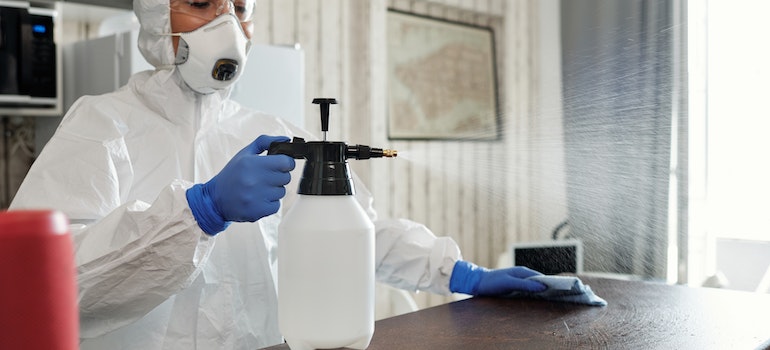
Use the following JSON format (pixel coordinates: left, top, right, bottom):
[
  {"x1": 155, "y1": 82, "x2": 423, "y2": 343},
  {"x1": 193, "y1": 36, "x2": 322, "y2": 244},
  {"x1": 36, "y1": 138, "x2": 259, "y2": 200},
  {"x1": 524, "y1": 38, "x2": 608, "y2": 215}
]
[{"x1": 0, "y1": 210, "x2": 78, "y2": 350}]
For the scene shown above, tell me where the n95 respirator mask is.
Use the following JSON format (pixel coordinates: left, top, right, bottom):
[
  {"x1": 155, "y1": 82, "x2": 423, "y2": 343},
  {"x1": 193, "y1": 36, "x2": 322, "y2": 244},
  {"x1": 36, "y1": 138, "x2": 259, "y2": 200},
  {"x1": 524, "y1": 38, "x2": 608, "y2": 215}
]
[{"x1": 173, "y1": 14, "x2": 251, "y2": 94}]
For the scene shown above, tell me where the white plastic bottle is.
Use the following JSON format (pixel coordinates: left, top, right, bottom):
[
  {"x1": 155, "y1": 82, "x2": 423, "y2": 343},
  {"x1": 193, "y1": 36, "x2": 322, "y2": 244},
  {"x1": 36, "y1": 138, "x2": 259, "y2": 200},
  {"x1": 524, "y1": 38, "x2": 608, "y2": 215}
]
[
  {"x1": 277, "y1": 195, "x2": 375, "y2": 350},
  {"x1": 269, "y1": 98, "x2": 396, "y2": 350}
]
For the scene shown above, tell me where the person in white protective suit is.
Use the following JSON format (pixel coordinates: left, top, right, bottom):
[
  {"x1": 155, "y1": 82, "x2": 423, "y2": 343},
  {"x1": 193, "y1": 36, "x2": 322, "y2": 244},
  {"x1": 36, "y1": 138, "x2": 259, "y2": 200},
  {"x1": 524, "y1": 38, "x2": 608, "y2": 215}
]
[{"x1": 10, "y1": 0, "x2": 547, "y2": 349}]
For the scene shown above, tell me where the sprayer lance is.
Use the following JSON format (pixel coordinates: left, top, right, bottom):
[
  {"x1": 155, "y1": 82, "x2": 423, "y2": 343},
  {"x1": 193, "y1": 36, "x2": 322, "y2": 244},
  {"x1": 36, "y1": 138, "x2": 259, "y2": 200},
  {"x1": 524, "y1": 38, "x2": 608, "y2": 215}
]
[{"x1": 346, "y1": 145, "x2": 398, "y2": 159}]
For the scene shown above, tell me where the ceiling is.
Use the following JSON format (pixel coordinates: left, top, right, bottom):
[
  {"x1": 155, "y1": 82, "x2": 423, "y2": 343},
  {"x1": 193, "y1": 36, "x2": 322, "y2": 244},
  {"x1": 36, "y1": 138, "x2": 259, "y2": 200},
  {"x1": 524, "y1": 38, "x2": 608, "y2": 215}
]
[
  {"x1": 61, "y1": 0, "x2": 131, "y2": 10},
  {"x1": 57, "y1": 2, "x2": 131, "y2": 23},
  {"x1": 25, "y1": 0, "x2": 131, "y2": 11}
]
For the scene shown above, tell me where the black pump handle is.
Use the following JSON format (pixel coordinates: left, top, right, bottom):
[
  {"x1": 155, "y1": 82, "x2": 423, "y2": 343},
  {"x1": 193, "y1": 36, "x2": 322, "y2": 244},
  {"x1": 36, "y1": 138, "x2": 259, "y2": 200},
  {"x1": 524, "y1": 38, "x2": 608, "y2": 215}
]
[{"x1": 312, "y1": 98, "x2": 338, "y2": 133}]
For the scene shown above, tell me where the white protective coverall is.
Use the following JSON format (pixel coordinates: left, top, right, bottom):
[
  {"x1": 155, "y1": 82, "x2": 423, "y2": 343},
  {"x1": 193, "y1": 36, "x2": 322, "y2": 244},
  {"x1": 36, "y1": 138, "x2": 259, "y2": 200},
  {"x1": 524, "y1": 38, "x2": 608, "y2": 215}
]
[{"x1": 9, "y1": 0, "x2": 462, "y2": 349}]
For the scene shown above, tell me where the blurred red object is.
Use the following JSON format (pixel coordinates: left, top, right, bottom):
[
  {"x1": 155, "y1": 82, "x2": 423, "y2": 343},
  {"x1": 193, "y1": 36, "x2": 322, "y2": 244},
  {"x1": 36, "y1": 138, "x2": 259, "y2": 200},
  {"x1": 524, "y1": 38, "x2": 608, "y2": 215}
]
[{"x1": 0, "y1": 210, "x2": 78, "y2": 350}]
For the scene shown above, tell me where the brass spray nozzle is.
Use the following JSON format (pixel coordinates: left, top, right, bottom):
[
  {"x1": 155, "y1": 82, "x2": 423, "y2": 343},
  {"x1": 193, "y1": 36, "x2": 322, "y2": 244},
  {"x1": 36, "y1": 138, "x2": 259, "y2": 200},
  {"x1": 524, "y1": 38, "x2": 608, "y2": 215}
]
[{"x1": 346, "y1": 145, "x2": 398, "y2": 159}]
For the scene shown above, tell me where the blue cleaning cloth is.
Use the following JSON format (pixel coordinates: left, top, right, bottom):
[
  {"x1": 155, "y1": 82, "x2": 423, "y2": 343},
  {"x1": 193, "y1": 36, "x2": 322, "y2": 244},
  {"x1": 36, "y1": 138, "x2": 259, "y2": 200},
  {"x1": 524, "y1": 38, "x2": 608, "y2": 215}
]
[{"x1": 505, "y1": 275, "x2": 608, "y2": 306}]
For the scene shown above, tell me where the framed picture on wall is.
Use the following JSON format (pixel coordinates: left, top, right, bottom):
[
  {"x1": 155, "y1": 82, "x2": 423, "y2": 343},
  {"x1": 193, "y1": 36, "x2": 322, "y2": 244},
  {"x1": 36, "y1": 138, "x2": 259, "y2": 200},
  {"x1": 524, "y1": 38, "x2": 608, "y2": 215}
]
[{"x1": 387, "y1": 9, "x2": 500, "y2": 140}]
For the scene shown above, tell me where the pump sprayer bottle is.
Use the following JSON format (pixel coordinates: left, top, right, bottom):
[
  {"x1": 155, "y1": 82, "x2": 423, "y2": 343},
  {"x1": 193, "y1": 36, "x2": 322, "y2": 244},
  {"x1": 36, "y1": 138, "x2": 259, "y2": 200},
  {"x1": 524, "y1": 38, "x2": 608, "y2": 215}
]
[{"x1": 269, "y1": 98, "x2": 396, "y2": 350}]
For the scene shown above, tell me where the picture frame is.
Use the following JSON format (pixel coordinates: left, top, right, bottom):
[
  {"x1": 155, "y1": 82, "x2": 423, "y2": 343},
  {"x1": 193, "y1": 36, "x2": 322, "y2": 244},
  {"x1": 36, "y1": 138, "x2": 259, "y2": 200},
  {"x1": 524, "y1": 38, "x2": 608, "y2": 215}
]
[{"x1": 386, "y1": 9, "x2": 500, "y2": 140}]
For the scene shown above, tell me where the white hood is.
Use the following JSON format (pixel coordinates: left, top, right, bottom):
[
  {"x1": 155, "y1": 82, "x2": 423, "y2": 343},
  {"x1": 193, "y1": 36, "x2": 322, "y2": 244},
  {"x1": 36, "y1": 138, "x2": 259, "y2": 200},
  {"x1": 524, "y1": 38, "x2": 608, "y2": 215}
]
[{"x1": 134, "y1": 0, "x2": 175, "y2": 68}]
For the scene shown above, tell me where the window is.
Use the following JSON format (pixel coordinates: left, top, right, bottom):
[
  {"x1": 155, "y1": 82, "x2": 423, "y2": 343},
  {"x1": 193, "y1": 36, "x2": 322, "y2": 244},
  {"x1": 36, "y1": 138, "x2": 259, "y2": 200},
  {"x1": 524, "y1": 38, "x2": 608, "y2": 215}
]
[{"x1": 688, "y1": 0, "x2": 770, "y2": 288}]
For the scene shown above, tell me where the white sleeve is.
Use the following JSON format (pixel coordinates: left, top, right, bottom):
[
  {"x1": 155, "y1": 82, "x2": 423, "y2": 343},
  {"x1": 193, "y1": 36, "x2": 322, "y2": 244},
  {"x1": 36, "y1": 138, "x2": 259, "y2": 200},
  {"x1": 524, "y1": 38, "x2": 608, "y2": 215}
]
[
  {"x1": 373, "y1": 219, "x2": 462, "y2": 295},
  {"x1": 10, "y1": 124, "x2": 216, "y2": 338},
  {"x1": 350, "y1": 174, "x2": 462, "y2": 296},
  {"x1": 72, "y1": 181, "x2": 215, "y2": 338}
]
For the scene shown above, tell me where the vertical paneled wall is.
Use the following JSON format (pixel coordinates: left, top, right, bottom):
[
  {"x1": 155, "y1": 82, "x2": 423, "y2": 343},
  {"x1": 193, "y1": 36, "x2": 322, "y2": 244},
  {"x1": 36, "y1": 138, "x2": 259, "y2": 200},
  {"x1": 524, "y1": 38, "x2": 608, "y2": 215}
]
[
  {"x1": 380, "y1": 0, "x2": 508, "y2": 308},
  {"x1": 247, "y1": 0, "x2": 553, "y2": 308}
]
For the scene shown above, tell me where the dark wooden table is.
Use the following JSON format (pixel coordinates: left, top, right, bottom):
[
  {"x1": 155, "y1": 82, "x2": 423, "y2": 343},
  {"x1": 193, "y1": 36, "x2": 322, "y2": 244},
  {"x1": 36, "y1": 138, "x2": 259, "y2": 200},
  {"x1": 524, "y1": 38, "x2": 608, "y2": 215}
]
[{"x1": 262, "y1": 276, "x2": 770, "y2": 349}]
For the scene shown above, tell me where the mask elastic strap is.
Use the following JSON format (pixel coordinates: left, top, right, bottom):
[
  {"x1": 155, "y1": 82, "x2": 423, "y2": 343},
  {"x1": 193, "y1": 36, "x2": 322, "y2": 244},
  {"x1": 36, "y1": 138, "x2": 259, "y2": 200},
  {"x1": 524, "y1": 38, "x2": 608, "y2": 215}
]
[{"x1": 152, "y1": 33, "x2": 182, "y2": 69}]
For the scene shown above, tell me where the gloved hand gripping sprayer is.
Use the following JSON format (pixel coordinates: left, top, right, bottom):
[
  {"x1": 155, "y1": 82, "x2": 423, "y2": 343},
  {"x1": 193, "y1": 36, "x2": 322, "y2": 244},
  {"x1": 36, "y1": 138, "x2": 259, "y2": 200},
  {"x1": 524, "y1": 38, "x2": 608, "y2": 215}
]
[{"x1": 268, "y1": 98, "x2": 396, "y2": 350}]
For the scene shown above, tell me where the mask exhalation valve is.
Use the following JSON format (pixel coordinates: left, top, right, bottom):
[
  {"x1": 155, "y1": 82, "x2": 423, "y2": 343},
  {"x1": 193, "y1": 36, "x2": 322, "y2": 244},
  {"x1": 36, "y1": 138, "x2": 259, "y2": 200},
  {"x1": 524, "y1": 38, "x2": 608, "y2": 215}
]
[{"x1": 212, "y1": 59, "x2": 238, "y2": 81}]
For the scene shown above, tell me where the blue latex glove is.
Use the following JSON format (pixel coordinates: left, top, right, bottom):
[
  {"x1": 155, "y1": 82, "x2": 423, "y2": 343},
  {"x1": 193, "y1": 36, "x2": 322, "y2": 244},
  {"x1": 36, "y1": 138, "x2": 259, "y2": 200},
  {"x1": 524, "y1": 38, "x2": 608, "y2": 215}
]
[
  {"x1": 449, "y1": 260, "x2": 547, "y2": 296},
  {"x1": 186, "y1": 135, "x2": 295, "y2": 235}
]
